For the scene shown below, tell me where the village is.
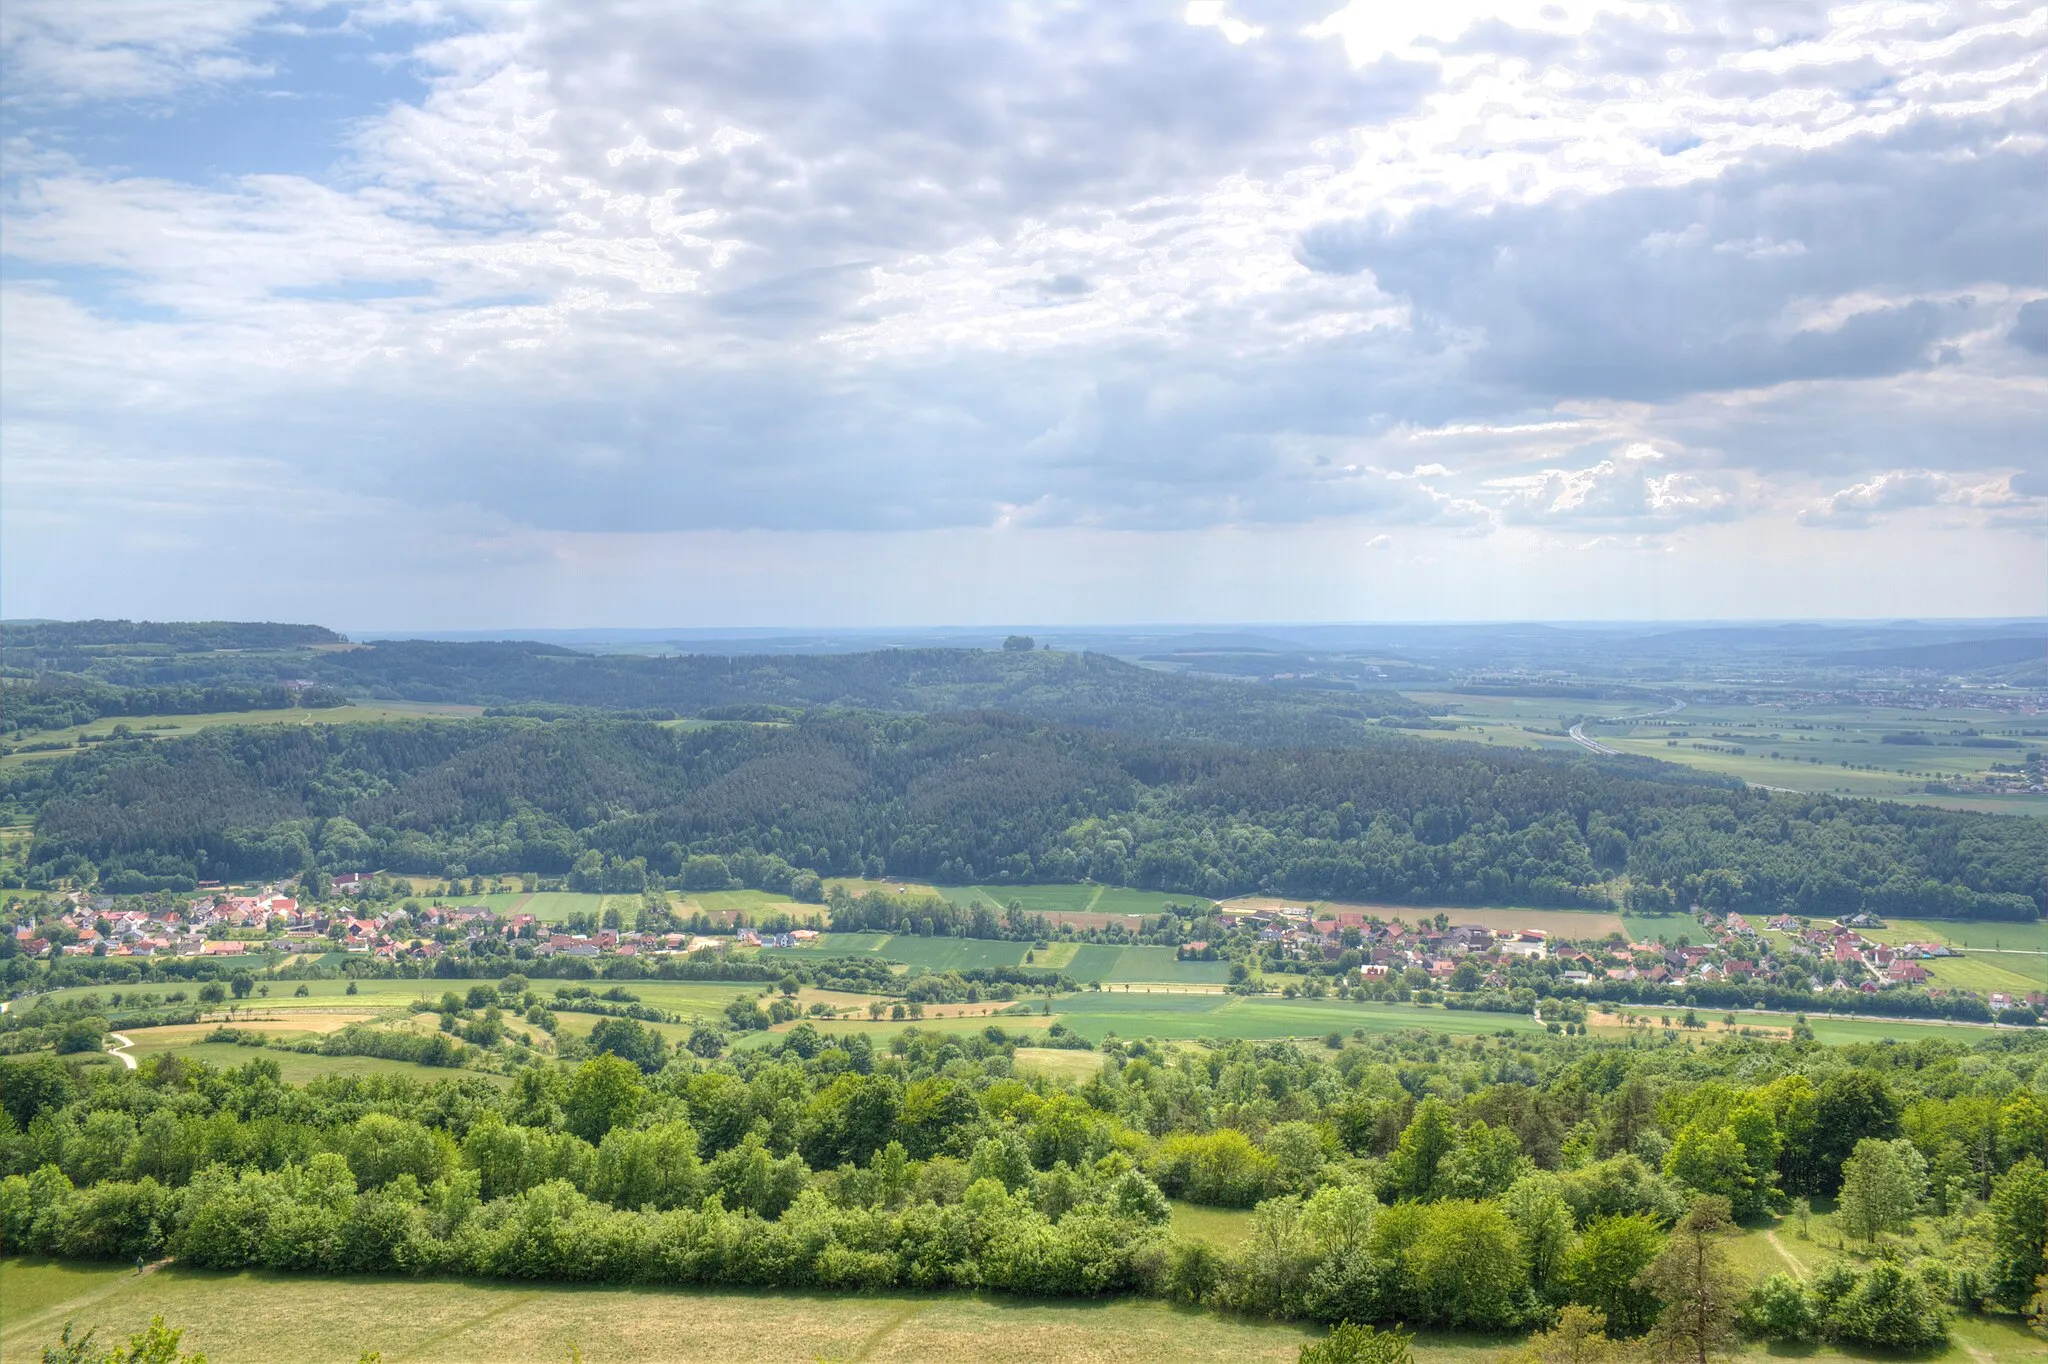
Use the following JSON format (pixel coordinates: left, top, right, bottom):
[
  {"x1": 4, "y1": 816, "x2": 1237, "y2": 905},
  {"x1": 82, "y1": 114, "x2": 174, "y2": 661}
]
[
  {"x1": 10, "y1": 880, "x2": 2048, "y2": 1019},
  {"x1": 8, "y1": 880, "x2": 824, "y2": 969},
  {"x1": 1204, "y1": 900, "x2": 2048, "y2": 1015}
]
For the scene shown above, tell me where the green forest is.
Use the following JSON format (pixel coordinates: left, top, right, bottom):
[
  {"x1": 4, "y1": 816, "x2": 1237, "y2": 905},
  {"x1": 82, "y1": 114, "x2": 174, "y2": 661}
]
[
  {"x1": 8, "y1": 712, "x2": 2042, "y2": 918},
  {"x1": 7, "y1": 1017, "x2": 2045, "y2": 1354}
]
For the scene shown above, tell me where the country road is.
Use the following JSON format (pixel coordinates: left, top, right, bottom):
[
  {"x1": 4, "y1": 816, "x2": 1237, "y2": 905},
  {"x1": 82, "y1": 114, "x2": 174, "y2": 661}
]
[
  {"x1": 1568, "y1": 698, "x2": 1686, "y2": 756},
  {"x1": 106, "y1": 1032, "x2": 137, "y2": 1069}
]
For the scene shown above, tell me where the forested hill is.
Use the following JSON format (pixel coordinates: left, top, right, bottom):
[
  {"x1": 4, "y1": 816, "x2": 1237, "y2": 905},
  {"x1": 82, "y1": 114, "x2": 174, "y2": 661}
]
[
  {"x1": 1, "y1": 619, "x2": 343, "y2": 654},
  {"x1": 5, "y1": 632, "x2": 1425, "y2": 747},
  {"x1": 12, "y1": 715, "x2": 2043, "y2": 917}
]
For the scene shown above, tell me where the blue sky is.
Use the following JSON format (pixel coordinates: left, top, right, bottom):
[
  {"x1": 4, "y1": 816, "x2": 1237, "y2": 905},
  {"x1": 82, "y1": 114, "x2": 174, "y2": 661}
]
[{"x1": 2, "y1": 0, "x2": 2043, "y2": 628}]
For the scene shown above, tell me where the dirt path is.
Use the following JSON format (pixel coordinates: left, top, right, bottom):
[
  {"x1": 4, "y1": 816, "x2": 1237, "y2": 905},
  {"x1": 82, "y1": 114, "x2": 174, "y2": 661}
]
[
  {"x1": 1763, "y1": 1229, "x2": 1805, "y2": 1278},
  {"x1": 106, "y1": 1031, "x2": 137, "y2": 1070}
]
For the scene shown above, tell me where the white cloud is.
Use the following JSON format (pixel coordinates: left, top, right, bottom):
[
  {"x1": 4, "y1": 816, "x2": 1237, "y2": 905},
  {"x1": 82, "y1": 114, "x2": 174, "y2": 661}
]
[
  {"x1": 1799, "y1": 469, "x2": 1951, "y2": 528},
  {"x1": 1, "y1": 0, "x2": 2044, "y2": 621}
]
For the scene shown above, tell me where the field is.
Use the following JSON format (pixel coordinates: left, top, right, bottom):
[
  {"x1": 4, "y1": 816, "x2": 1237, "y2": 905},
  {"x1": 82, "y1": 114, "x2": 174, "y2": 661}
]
[
  {"x1": 0, "y1": 1259, "x2": 1328, "y2": 1364},
  {"x1": 764, "y1": 934, "x2": 1232, "y2": 985},
  {"x1": 932, "y1": 883, "x2": 1214, "y2": 917},
  {"x1": 1010, "y1": 1047, "x2": 1106, "y2": 1082},
  {"x1": 1044, "y1": 994, "x2": 1544, "y2": 1044},
  {"x1": 5, "y1": 1256, "x2": 2035, "y2": 1364},
  {"x1": 0, "y1": 701, "x2": 485, "y2": 770},
  {"x1": 1401, "y1": 690, "x2": 2048, "y2": 817}
]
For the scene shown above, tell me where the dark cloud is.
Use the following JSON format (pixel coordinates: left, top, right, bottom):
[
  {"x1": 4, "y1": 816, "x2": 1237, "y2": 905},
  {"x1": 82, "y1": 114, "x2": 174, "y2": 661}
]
[
  {"x1": 2013, "y1": 300, "x2": 2048, "y2": 356},
  {"x1": 1299, "y1": 125, "x2": 2048, "y2": 403}
]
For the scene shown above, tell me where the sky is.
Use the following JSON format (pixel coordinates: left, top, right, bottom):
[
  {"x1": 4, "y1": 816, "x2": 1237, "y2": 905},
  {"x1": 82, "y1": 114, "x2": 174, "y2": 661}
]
[{"x1": 2, "y1": 0, "x2": 2044, "y2": 629}]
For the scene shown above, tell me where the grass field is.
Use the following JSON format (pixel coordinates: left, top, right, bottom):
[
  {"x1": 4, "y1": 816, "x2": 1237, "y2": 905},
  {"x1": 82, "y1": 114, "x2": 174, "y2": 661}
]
[
  {"x1": 1012, "y1": 1047, "x2": 1106, "y2": 1082},
  {"x1": 0, "y1": 702, "x2": 485, "y2": 770},
  {"x1": 1048, "y1": 995, "x2": 1543, "y2": 1044},
  {"x1": 7, "y1": 1255, "x2": 2029, "y2": 1364},
  {"x1": 932, "y1": 883, "x2": 1213, "y2": 916},
  {"x1": 0, "y1": 1259, "x2": 1327, "y2": 1364},
  {"x1": 1169, "y1": 1202, "x2": 1257, "y2": 1248},
  {"x1": 1619, "y1": 912, "x2": 1697, "y2": 944},
  {"x1": 762, "y1": 934, "x2": 1232, "y2": 985}
]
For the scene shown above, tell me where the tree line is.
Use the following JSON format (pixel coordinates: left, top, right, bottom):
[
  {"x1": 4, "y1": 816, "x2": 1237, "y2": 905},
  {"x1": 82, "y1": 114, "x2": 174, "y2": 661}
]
[
  {"x1": 9, "y1": 713, "x2": 2042, "y2": 918},
  {"x1": 6, "y1": 1018, "x2": 2044, "y2": 1350}
]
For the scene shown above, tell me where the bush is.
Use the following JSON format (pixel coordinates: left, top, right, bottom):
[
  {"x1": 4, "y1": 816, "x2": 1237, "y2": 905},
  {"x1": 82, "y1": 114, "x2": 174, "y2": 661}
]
[{"x1": 1299, "y1": 1323, "x2": 1411, "y2": 1364}]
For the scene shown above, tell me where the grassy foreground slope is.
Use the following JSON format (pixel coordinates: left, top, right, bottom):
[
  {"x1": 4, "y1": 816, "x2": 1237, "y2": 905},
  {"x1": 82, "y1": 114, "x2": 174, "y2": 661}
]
[
  {"x1": 6, "y1": 1259, "x2": 2038, "y2": 1364},
  {"x1": 1, "y1": 1259, "x2": 1323, "y2": 1364}
]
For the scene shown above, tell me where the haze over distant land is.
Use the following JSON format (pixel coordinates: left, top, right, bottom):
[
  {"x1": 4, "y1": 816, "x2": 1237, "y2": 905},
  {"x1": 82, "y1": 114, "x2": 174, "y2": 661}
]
[{"x1": 2, "y1": 1, "x2": 2043, "y2": 625}]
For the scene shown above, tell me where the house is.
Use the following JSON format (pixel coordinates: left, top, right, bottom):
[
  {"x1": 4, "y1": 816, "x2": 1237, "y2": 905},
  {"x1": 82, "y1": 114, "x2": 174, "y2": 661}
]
[
  {"x1": 1768, "y1": 915, "x2": 1801, "y2": 932},
  {"x1": 201, "y1": 940, "x2": 247, "y2": 956},
  {"x1": 1887, "y1": 961, "x2": 1928, "y2": 983},
  {"x1": 1358, "y1": 963, "x2": 1389, "y2": 978},
  {"x1": 1498, "y1": 934, "x2": 1548, "y2": 960}
]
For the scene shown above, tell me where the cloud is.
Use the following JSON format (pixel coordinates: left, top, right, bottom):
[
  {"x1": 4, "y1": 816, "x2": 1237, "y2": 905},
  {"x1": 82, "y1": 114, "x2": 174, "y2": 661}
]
[
  {"x1": 2014, "y1": 299, "x2": 2048, "y2": 356},
  {"x1": 1799, "y1": 470, "x2": 1951, "y2": 529},
  {"x1": 1485, "y1": 442, "x2": 1742, "y2": 527},
  {"x1": 2, "y1": 0, "x2": 2045, "y2": 621},
  {"x1": 0, "y1": 0, "x2": 279, "y2": 104}
]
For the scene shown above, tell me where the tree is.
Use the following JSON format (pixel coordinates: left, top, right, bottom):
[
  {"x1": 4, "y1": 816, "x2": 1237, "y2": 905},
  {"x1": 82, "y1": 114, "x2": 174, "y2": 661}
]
[
  {"x1": 1810, "y1": 1261, "x2": 1948, "y2": 1350},
  {"x1": 1513, "y1": 1306, "x2": 1627, "y2": 1364},
  {"x1": 1386, "y1": 1098, "x2": 1457, "y2": 1201},
  {"x1": 586, "y1": 1017, "x2": 666, "y2": 1073},
  {"x1": 562, "y1": 1054, "x2": 645, "y2": 1144},
  {"x1": 1563, "y1": 1214, "x2": 1665, "y2": 1336},
  {"x1": 1639, "y1": 1196, "x2": 1744, "y2": 1364},
  {"x1": 1504, "y1": 1173, "x2": 1576, "y2": 1298},
  {"x1": 1835, "y1": 1137, "x2": 1926, "y2": 1243},
  {"x1": 1989, "y1": 1157, "x2": 2048, "y2": 1311},
  {"x1": 1663, "y1": 1125, "x2": 1750, "y2": 1213},
  {"x1": 1002, "y1": 635, "x2": 1036, "y2": 652},
  {"x1": 228, "y1": 974, "x2": 253, "y2": 1000},
  {"x1": 196, "y1": 982, "x2": 226, "y2": 1007},
  {"x1": 1809, "y1": 1072, "x2": 1900, "y2": 1193}
]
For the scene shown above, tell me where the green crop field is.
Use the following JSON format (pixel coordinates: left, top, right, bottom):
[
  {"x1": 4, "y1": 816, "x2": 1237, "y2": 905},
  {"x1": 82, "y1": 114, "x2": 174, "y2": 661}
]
[
  {"x1": 1620, "y1": 912, "x2": 1698, "y2": 944},
  {"x1": 1863, "y1": 918, "x2": 2048, "y2": 952},
  {"x1": 515, "y1": 892, "x2": 622, "y2": 922},
  {"x1": 1919, "y1": 955, "x2": 2048, "y2": 994},
  {"x1": 866, "y1": 936, "x2": 1037, "y2": 971}
]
